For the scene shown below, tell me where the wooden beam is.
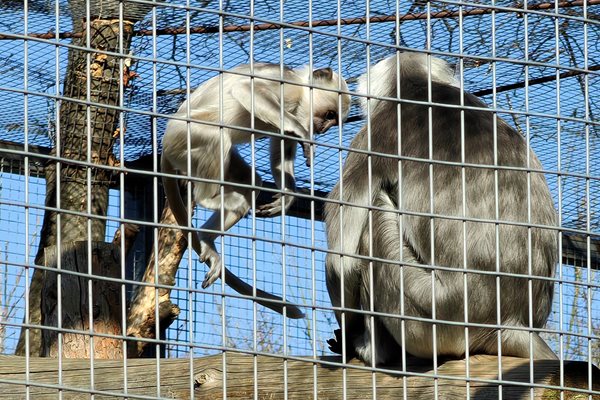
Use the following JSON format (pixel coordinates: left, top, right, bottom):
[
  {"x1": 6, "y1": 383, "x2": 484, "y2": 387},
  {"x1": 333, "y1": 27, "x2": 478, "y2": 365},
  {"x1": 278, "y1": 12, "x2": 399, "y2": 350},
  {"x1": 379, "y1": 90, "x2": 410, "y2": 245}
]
[{"x1": 0, "y1": 353, "x2": 597, "y2": 399}]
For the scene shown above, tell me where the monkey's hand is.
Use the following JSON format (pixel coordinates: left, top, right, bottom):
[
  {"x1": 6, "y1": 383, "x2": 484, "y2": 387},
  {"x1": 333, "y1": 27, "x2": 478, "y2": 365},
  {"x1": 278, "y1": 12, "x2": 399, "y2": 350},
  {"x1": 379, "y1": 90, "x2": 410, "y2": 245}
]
[
  {"x1": 301, "y1": 142, "x2": 315, "y2": 168},
  {"x1": 327, "y1": 328, "x2": 357, "y2": 359},
  {"x1": 255, "y1": 192, "x2": 295, "y2": 217},
  {"x1": 283, "y1": 130, "x2": 313, "y2": 168}
]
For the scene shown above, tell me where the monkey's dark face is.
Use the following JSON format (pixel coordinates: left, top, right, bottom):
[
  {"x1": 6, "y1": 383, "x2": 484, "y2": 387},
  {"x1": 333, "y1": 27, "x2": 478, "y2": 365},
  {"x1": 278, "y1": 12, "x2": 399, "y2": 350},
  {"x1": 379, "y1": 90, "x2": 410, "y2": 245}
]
[{"x1": 313, "y1": 109, "x2": 339, "y2": 134}]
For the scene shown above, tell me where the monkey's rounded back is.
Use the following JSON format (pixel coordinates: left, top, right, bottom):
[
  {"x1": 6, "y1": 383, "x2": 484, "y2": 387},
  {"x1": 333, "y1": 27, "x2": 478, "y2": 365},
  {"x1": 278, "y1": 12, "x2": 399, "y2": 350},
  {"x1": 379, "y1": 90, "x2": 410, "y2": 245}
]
[
  {"x1": 372, "y1": 83, "x2": 557, "y2": 358},
  {"x1": 325, "y1": 53, "x2": 558, "y2": 362}
]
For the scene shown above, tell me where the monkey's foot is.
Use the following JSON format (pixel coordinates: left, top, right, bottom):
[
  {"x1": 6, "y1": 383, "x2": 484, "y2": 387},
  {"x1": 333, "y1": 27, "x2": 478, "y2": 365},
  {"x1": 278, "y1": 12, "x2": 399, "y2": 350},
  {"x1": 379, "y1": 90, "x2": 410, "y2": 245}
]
[
  {"x1": 201, "y1": 258, "x2": 222, "y2": 289},
  {"x1": 327, "y1": 328, "x2": 357, "y2": 359},
  {"x1": 256, "y1": 202, "x2": 282, "y2": 217},
  {"x1": 256, "y1": 193, "x2": 295, "y2": 217},
  {"x1": 327, "y1": 329, "x2": 344, "y2": 354},
  {"x1": 256, "y1": 199, "x2": 284, "y2": 217}
]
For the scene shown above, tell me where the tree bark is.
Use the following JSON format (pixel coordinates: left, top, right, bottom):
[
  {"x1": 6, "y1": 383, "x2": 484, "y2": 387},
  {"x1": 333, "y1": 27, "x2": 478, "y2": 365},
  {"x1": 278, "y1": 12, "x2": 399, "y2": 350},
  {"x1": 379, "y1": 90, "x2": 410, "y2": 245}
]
[
  {"x1": 40, "y1": 242, "x2": 124, "y2": 358},
  {"x1": 16, "y1": 17, "x2": 135, "y2": 356},
  {"x1": 39, "y1": 224, "x2": 138, "y2": 358},
  {"x1": 126, "y1": 196, "x2": 191, "y2": 358}
]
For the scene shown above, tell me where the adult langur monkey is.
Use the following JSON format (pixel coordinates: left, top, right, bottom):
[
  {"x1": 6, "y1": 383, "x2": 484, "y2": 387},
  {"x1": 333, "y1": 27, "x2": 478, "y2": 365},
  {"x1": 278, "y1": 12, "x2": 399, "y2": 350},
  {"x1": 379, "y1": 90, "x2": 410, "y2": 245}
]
[
  {"x1": 325, "y1": 52, "x2": 558, "y2": 363},
  {"x1": 162, "y1": 63, "x2": 351, "y2": 319}
]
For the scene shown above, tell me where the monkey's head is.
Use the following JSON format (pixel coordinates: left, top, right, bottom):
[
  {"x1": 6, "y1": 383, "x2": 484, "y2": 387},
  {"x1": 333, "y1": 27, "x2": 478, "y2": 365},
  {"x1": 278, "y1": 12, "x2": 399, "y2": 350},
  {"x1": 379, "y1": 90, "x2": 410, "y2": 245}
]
[
  {"x1": 357, "y1": 52, "x2": 458, "y2": 114},
  {"x1": 299, "y1": 67, "x2": 351, "y2": 134}
]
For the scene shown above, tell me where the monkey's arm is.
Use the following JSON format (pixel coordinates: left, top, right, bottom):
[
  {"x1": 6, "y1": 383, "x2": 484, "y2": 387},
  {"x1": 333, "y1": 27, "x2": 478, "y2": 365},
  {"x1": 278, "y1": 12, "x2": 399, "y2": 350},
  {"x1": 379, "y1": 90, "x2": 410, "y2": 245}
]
[
  {"x1": 230, "y1": 81, "x2": 311, "y2": 158},
  {"x1": 325, "y1": 260, "x2": 363, "y2": 359},
  {"x1": 326, "y1": 150, "x2": 379, "y2": 272},
  {"x1": 256, "y1": 139, "x2": 298, "y2": 217},
  {"x1": 325, "y1": 149, "x2": 381, "y2": 356}
]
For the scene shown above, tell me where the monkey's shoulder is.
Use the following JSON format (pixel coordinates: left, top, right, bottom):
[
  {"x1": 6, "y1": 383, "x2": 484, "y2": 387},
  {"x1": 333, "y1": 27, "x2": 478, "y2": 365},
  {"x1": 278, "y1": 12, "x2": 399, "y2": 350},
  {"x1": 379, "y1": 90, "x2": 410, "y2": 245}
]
[
  {"x1": 226, "y1": 63, "x2": 299, "y2": 81},
  {"x1": 238, "y1": 62, "x2": 294, "y2": 73}
]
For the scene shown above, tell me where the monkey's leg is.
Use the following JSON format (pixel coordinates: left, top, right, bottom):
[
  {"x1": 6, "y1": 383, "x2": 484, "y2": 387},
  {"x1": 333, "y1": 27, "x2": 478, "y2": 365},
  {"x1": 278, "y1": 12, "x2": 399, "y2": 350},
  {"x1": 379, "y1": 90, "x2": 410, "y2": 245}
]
[
  {"x1": 198, "y1": 150, "x2": 260, "y2": 288},
  {"x1": 325, "y1": 151, "x2": 381, "y2": 359},
  {"x1": 352, "y1": 267, "x2": 402, "y2": 366},
  {"x1": 371, "y1": 220, "x2": 557, "y2": 359},
  {"x1": 478, "y1": 326, "x2": 558, "y2": 360},
  {"x1": 351, "y1": 194, "x2": 407, "y2": 365}
]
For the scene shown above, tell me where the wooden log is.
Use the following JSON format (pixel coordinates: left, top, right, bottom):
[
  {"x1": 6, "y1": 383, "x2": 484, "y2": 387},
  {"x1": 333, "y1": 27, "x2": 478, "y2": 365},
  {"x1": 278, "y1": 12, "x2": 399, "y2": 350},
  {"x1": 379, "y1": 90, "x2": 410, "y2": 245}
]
[
  {"x1": 125, "y1": 198, "x2": 187, "y2": 358},
  {"x1": 0, "y1": 352, "x2": 597, "y2": 399},
  {"x1": 40, "y1": 242, "x2": 123, "y2": 359},
  {"x1": 111, "y1": 223, "x2": 140, "y2": 255}
]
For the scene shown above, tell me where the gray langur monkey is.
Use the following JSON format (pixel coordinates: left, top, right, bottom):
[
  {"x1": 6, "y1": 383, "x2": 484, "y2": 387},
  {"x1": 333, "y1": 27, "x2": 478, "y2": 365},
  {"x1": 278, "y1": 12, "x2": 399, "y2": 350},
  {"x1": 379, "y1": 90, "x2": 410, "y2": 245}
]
[
  {"x1": 325, "y1": 52, "x2": 558, "y2": 363},
  {"x1": 162, "y1": 63, "x2": 351, "y2": 318}
]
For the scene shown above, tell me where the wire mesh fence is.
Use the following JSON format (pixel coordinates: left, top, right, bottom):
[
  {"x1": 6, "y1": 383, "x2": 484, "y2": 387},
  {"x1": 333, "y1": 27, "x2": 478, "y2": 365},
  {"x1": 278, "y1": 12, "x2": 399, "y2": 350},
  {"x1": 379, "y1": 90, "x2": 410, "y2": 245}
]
[{"x1": 0, "y1": 0, "x2": 598, "y2": 398}]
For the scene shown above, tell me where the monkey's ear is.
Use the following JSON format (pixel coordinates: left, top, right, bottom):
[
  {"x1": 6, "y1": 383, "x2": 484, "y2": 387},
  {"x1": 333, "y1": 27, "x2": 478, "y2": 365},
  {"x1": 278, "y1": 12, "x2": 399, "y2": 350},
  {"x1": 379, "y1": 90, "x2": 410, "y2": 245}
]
[{"x1": 313, "y1": 67, "x2": 333, "y2": 80}]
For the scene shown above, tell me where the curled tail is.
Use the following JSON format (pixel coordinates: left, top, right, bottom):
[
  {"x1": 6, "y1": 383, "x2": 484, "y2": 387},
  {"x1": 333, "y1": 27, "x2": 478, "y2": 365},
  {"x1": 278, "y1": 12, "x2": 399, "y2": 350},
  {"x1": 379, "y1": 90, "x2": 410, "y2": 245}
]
[{"x1": 161, "y1": 155, "x2": 305, "y2": 319}]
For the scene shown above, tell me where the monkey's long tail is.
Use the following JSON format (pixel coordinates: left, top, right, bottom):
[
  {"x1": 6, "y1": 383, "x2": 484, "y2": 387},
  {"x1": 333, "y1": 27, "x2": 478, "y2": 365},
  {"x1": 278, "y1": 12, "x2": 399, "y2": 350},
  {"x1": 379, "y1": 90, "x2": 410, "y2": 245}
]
[{"x1": 161, "y1": 156, "x2": 305, "y2": 319}]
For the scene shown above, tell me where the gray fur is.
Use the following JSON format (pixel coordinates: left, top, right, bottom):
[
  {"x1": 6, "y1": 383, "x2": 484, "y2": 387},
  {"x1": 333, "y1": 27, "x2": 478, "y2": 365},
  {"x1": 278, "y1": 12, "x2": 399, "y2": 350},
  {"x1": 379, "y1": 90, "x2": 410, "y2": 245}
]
[
  {"x1": 161, "y1": 63, "x2": 350, "y2": 318},
  {"x1": 325, "y1": 53, "x2": 558, "y2": 363}
]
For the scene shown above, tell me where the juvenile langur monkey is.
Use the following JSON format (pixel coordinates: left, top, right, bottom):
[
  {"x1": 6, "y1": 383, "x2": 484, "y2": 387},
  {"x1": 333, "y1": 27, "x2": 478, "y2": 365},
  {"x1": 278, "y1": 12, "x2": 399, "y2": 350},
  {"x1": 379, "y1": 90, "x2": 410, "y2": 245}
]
[
  {"x1": 325, "y1": 52, "x2": 558, "y2": 363},
  {"x1": 162, "y1": 63, "x2": 351, "y2": 318}
]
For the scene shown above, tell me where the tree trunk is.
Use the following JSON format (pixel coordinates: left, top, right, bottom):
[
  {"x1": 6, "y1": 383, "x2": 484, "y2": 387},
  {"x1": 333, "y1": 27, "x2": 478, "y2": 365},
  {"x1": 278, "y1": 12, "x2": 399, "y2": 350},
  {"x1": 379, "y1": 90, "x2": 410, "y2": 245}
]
[
  {"x1": 16, "y1": 17, "x2": 135, "y2": 356},
  {"x1": 40, "y1": 242, "x2": 124, "y2": 358}
]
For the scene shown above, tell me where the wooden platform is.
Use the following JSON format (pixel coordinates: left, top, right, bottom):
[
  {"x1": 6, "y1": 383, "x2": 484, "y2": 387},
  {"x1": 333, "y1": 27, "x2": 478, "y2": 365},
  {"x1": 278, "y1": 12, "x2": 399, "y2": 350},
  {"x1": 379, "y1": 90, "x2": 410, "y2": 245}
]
[{"x1": 0, "y1": 352, "x2": 598, "y2": 399}]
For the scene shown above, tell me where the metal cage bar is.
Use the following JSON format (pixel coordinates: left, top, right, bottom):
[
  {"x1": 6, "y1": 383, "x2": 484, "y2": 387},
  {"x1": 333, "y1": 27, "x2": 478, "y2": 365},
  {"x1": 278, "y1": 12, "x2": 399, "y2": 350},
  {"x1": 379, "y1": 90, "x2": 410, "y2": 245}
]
[{"x1": 0, "y1": 0, "x2": 598, "y2": 399}]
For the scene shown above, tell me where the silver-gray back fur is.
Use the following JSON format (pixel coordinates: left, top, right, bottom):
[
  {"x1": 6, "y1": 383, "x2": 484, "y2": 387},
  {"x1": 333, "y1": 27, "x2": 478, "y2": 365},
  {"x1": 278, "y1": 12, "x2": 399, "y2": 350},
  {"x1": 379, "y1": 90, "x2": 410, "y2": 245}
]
[{"x1": 325, "y1": 52, "x2": 558, "y2": 364}]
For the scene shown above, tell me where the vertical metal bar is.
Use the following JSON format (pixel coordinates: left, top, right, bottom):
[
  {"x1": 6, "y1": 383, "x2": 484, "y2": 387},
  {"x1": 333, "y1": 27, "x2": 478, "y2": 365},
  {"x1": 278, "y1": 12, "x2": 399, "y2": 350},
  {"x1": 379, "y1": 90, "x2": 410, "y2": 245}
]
[
  {"x1": 185, "y1": 0, "x2": 194, "y2": 397},
  {"x1": 80, "y1": 3, "x2": 95, "y2": 399},
  {"x1": 313, "y1": 2, "x2": 324, "y2": 398},
  {"x1": 84, "y1": 0, "x2": 95, "y2": 392},
  {"x1": 581, "y1": 0, "x2": 592, "y2": 394},
  {"x1": 84, "y1": 1, "x2": 96, "y2": 398},
  {"x1": 148, "y1": 0, "x2": 159, "y2": 393},
  {"x1": 22, "y1": 1, "x2": 30, "y2": 398},
  {"x1": 249, "y1": 2, "x2": 258, "y2": 400},
  {"x1": 337, "y1": 5, "x2": 348, "y2": 400},
  {"x1": 457, "y1": 6, "x2": 470, "y2": 399},
  {"x1": 282, "y1": 18, "x2": 289, "y2": 400},
  {"x1": 490, "y1": 0, "x2": 503, "y2": 397},
  {"x1": 117, "y1": 1, "x2": 128, "y2": 396},
  {"x1": 153, "y1": 17, "x2": 162, "y2": 398},
  {"x1": 425, "y1": 4, "x2": 439, "y2": 399},
  {"x1": 217, "y1": 1, "x2": 226, "y2": 399},
  {"x1": 552, "y1": 0, "x2": 565, "y2": 396},
  {"x1": 219, "y1": 4, "x2": 229, "y2": 376},
  {"x1": 362, "y1": 1, "x2": 377, "y2": 397},
  {"x1": 55, "y1": 0, "x2": 64, "y2": 393},
  {"x1": 521, "y1": 1, "x2": 536, "y2": 398},
  {"x1": 251, "y1": 3, "x2": 260, "y2": 399},
  {"x1": 330, "y1": 1, "x2": 343, "y2": 397},
  {"x1": 393, "y1": 4, "x2": 408, "y2": 399},
  {"x1": 278, "y1": 1, "x2": 290, "y2": 397}
]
